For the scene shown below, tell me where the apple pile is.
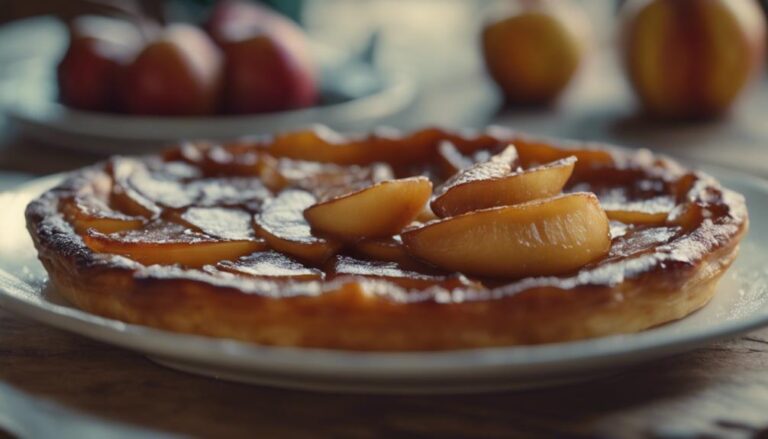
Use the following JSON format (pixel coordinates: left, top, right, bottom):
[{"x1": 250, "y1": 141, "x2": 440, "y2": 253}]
[
  {"x1": 481, "y1": 0, "x2": 766, "y2": 119},
  {"x1": 56, "y1": 0, "x2": 318, "y2": 116},
  {"x1": 621, "y1": 0, "x2": 766, "y2": 119}
]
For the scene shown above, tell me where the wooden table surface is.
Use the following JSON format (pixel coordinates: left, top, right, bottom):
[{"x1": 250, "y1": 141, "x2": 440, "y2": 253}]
[
  {"x1": 3, "y1": 306, "x2": 768, "y2": 438},
  {"x1": 2, "y1": 13, "x2": 768, "y2": 439}
]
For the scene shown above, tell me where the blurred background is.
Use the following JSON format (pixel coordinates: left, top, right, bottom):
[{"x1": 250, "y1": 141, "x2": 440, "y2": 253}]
[{"x1": 0, "y1": 0, "x2": 766, "y2": 186}]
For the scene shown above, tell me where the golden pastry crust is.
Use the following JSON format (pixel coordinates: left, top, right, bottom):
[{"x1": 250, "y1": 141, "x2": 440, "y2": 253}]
[{"x1": 25, "y1": 128, "x2": 748, "y2": 351}]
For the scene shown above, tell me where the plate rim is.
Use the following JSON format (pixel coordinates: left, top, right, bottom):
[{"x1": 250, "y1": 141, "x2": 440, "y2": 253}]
[
  {"x1": 0, "y1": 167, "x2": 767, "y2": 379},
  {"x1": 6, "y1": 68, "x2": 416, "y2": 144}
]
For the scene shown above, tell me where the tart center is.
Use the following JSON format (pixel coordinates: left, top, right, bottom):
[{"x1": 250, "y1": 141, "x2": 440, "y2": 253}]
[{"x1": 59, "y1": 127, "x2": 707, "y2": 290}]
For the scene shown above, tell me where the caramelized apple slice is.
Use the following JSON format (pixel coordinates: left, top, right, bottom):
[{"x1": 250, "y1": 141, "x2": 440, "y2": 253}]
[
  {"x1": 61, "y1": 196, "x2": 145, "y2": 234},
  {"x1": 108, "y1": 158, "x2": 161, "y2": 217},
  {"x1": 173, "y1": 141, "x2": 268, "y2": 176},
  {"x1": 60, "y1": 171, "x2": 144, "y2": 234},
  {"x1": 332, "y1": 255, "x2": 477, "y2": 291},
  {"x1": 355, "y1": 236, "x2": 406, "y2": 261},
  {"x1": 368, "y1": 128, "x2": 453, "y2": 166},
  {"x1": 110, "y1": 179, "x2": 160, "y2": 218},
  {"x1": 403, "y1": 193, "x2": 611, "y2": 278},
  {"x1": 265, "y1": 126, "x2": 431, "y2": 166},
  {"x1": 266, "y1": 126, "x2": 473, "y2": 166},
  {"x1": 372, "y1": 127, "x2": 506, "y2": 166},
  {"x1": 435, "y1": 141, "x2": 495, "y2": 179},
  {"x1": 672, "y1": 173, "x2": 698, "y2": 202},
  {"x1": 415, "y1": 207, "x2": 438, "y2": 223},
  {"x1": 173, "y1": 141, "x2": 285, "y2": 189},
  {"x1": 437, "y1": 144, "x2": 519, "y2": 186},
  {"x1": 254, "y1": 190, "x2": 342, "y2": 264},
  {"x1": 112, "y1": 157, "x2": 272, "y2": 212},
  {"x1": 187, "y1": 177, "x2": 271, "y2": 208},
  {"x1": 170, "y1": 207, "x2": 256, "y2": 240},
  {"x1": 266, "y1": 126, "x2": 370, "y2": 165},
  {"x1": 432, "y1": 151, "x2": 574, "y2": 218},
  {"x1": 111, "y1": 157, "x2": 210, "y2": 213},
  {"x1": 125, "y1": 170, "x2": 196, "y2": 210},
  {"x1": 217, "y1": 251, "x2": 324, "y2": 281},
  {"x1": 602, "y1": 198, "x2": 674, "y2": 226},
  {"x1": 438, "y1": 127, "x2": 508, "y2": 155},
  {"x1": 84, "y1": 222, "x2": 266, "y2": 267},
  {"x1": 304, "y1": 177, "x2": 432, "y2": 240},
  {"x1": 666, "y1": 202, "x2": 706, "y2": 232},
  {"x1": 605, "y1": 209, "x2": 668, "y2": 225},
  {"x1": 605, "y1": 226, "x2": 681, "y2": 262},
  {"x1": 288, "y1": 162, "x2": 393, "y2": 197},
  {"x1": 354, "y1": 236, "x2": 421, "y2": 267},
  {"x1": 254, "y1": 154, "x2": 290, "y2": 191},
  {"x1": 252, "y1": 152, "x2": 395, "y2": 196},
  {"x1": 512, "y1": 136, "x2": 614, "y2": 178}
]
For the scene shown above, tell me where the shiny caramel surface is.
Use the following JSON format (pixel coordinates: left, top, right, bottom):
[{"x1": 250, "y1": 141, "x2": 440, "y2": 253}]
[{"x1": 33, "y1": 126, "x2": 747, "y2": 301}]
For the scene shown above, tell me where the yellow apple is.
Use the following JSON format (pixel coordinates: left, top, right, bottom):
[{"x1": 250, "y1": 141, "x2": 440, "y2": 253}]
[
  {"x1": 621, "y1": 0, "x2": 766, "y2": 119},
  {"x1": 481, "y1": 0, "x2": 589, "y2": 105}
]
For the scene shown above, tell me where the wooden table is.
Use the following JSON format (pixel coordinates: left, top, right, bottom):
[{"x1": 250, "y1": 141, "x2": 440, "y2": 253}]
[
  {"x1": 3, "y1": 306, "x2": 768, "y2": 438},
  {"x1": 3, "y1": 14, "x2": 768, "y2": 438}
]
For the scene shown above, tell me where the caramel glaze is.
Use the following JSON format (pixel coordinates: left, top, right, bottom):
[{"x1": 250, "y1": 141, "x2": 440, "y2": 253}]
[
  {"x1": 26, "y1": 127, "x2": 747, "y2": 309},
  {"x1": 27, "y1": 129, "x2": 747, "y2": 302}
]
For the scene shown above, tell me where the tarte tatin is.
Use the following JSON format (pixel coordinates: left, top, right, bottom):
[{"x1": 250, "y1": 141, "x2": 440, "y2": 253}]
[{"x1": 26, "y1": 126, "x2": 748, "y2": 351}]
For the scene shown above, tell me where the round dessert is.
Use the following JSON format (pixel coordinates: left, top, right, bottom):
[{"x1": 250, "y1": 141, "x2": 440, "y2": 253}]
[{"x1": 25, "y1": 126, "x2": 748, "y2": 351}]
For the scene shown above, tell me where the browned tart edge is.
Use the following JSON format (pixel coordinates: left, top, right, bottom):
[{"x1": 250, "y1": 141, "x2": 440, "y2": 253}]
[{"x1": 24, "y1": 135, "x2": 748, "y2": 351}]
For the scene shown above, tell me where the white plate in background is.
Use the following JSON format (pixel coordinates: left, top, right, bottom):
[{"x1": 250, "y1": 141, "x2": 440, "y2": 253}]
[{"x1": 0, "y1": 17, "x2": 416, "y2": 154}]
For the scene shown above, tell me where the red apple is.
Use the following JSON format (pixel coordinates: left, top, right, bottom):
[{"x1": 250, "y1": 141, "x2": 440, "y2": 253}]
[
  {"x1": 120, "y1": 24, "x2": 223, "y2": 116},
  {"x1": 207, "y1": 1, "x2": 318, "y2": 113},
  {"x1": 57, "y1": 16, "x2": 143, "y2": 112},
  {"x1": 621, "y1": 0, "x2": 766, "y2": 119},
  {"x1": 205, "y1": 0, "x2": 280, "y2": 45}
]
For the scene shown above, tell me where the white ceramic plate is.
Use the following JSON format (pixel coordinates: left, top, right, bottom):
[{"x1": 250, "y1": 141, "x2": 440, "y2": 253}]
[
  {"x1": 0, "y1": 17, "x2": 416, "y2": 154},
  {"x1": 1, "y1": 168, "x2": 767, "y2": 394}
]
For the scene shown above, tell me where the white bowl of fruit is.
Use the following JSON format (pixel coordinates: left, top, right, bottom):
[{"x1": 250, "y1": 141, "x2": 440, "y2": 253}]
[{"x1": 2, "y1": 1, "x2": 415, "y2": 153}]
